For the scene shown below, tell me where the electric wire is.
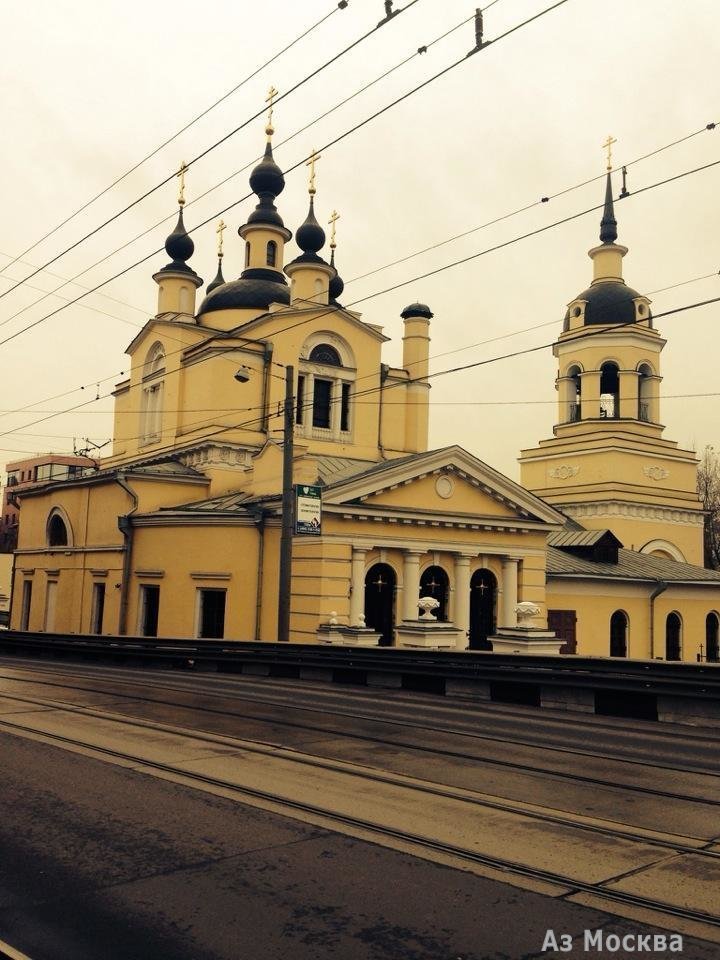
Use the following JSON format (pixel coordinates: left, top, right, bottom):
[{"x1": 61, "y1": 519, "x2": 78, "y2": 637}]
[
  {"x1": 1, "y1": 4, "x2": 344, "y2": 278},
  {"x1": 0, "y1": 8, "x2": 477, "y2": 332},
  {"x1": 1, "y1": 152, "x2": 718, "y2": 447},
  {"x1": 0, "y1": 0, "x2": 422, "y2": 304},
  {"x1": 0, "y1": 0, "x2": 569, "y2": 348}
]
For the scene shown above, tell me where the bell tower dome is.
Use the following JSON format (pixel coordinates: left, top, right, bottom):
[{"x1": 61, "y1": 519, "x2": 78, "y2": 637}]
[{"x1": 519, "y1": 164, "x2": 704, "y2": 564}]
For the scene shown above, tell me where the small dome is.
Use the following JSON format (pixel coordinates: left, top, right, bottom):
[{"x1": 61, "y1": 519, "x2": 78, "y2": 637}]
[
  {"x1": 249, "y1": 142, "x2": 285, "y2": 200},
  {"x1": 296, "y1": 197, "x2": 326, "y2": 254},
  {"x1": 564, "y1": 282, "x2": 648, "y2": 329},
  {"x1": 206, "y1": 259, "x2": 225, "y2": 295},
  {"x1": 164, "y1": 209, "x2": 194, "y2": 265},
  {"x1": 199, "y1": 276, "x2": 290, "y2": 314},
  {"x1": 329, "y1": 267, "x2": 344, "y2": 303},
  {"x1": 400, "y1": 302, "x2": 433, "y2": 319}
]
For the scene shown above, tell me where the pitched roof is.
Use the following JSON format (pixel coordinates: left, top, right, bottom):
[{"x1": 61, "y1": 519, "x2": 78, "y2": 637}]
[
  {"x1": 549, "y1": 529, "x2": 622, "y2": 549},
  {"x1": 547, "y1": 546, "x2": 720, "y2": 584}
]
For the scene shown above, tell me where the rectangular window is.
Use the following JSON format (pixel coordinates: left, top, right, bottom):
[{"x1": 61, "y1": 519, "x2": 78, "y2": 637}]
[
  {"x1": 139, "y1": 584, "x2": 160, "y2": 637},
  {"x1": 91, "y1": 583, "x2": 106, "y2": 634},
  {"x1": 296, "y1": 374, "x2": 305, "y2": 425},
  {"x1": 198, "y1": 589, "x2": 226, "y2": 639},
  {"x1": 340, "y1": 383, "x2": 351, "y2": 432},
  {"x1": 312, "y1": 379, "x2": 332, "y2": 428},
  {"x1": 44, "y1": 581, "x2": 57, "y2": 632},
  {"x1": 20, "y1": 580, "x2": 33, "y2": 630}
]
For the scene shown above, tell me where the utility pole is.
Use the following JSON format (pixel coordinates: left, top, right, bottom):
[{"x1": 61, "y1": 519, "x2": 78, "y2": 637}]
[{"x1": 277, "y1": 364, "x2": 294, "y2": 642}]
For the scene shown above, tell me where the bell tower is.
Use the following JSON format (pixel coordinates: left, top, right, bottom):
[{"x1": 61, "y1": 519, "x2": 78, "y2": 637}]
[{"x1": 520, "y1": 164, "x2": 704, "y2": 564}]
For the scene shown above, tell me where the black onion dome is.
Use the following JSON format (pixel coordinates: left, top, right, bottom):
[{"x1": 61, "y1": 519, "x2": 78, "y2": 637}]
[
  {"x1": 245, "y1": 142, "x2": 287, "y2": 229},
  {"x1": 199, "y1": 276, "x2": 291, "y2": 314},
  {"x1": 249, "y1": 142, "x2": 285, "y2": 198},
  {"x1": 329, "y1": 270, "x2": 344, "y2": 303},
  {"x1": 206, "y1": 258, "x2": 226, "y2": 295},
  {"x1": 296, "y1": 197, "x2": 326, "y2": 254},
  {"x1": 400, "y1": 302, "x2": 434, "y2": 319},
  {"x1": 563, "y1": 282, "x2": 649, "y2": 329},
  {"x1": 159, "y1": 209, "x2": 197, "y2": 275}
]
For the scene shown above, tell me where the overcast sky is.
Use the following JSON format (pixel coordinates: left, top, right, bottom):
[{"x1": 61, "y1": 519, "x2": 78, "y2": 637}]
[{"x1": 1, "y1": 0, "x2": 719, "y2": 480}]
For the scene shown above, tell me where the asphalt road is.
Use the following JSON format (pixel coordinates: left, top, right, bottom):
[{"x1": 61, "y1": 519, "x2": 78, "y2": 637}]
[{"x1": 1, "y1": 731, "x2": 717, "y2": 960}]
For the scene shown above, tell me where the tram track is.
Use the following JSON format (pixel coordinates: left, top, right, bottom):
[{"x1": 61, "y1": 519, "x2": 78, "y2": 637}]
[
  {"x1": 0, "y1": 661, "x2": 718, "y2": 810},
  {"x1": 0, "y1": 697, "x2": 718, "y2": 942}
]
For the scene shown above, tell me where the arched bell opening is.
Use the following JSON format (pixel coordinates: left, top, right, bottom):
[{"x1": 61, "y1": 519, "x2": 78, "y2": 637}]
[{"x1": 599, "y1": 362, "x2": 620, "y2": 419}]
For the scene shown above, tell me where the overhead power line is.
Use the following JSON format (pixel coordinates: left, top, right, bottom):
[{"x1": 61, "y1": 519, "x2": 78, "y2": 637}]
[
  {"x1": 1, "y1": 151, "x2": 718, "y2": 443},
  {"x1": 0, "y1": 0, "x2": 423, "y2": 305},
  {"x1": 0, "y1": 0, "x2": 570, "y2": 349},
  {"x1": 0, "y1": 8, "x2": 477, "y2": 333}
]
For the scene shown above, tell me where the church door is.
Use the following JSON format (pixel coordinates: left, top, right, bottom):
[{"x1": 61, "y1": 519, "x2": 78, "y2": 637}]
[
  {"x1": 706, "y1": 613, "x2": 719, "y2": 662},
  {"x1": 548, "y1": 609, "x2": 577, "y2": 655},
  {"x1": 419, "y1": 565, "x2": 449, "y2": 621},
  {"x1": 469, "y1": 569, "x2": 496, "y2": 650},
  {"x1": 364, "y1": 563, "x2": 396, "y2": 646}
]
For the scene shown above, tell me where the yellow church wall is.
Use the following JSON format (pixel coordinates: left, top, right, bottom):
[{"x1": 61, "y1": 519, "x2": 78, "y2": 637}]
[
  {"x1": 546, "y1": 580, "x2": 720, "y2": 662},
  {"x1": 290, "y1": 539, "x2": 351, "y2": 641},
  {"x1": 129, "y1": 523, "x2": 260, "y2": 640}
]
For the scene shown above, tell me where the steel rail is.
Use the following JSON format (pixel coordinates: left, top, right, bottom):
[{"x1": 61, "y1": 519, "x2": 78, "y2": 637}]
[{"x1": 0, "y1": 708, "x2": 718, "y2": 936}]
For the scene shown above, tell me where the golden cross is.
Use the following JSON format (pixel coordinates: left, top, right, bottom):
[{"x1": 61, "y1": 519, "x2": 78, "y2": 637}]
[
  {"x1": 306, "y1": 148, "x2": 321, "y2": 195},
  {"x1": 216, "y1": 219, "x2": 227, "y2": 257},
  {"x1": 265, "y1": 85, "x2": 278, "y2": 137},
  {"x1": 328, "y1": 209, "x2": 340, "y2": 248},
  {"x1": 177, "y1": 160, "x2": 188, "y2": 207},
  {"x1": 602, "y1": 134, "x2": 617, "y2": 172}
]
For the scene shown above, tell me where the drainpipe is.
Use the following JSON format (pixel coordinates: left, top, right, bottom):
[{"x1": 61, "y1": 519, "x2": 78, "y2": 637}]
[
  {"x1": 262, "y1": 343, "x2": 274, "y2": 435},
  {"x1": 116, "y1": 474, "x2": 138, "y2": 636},
  {"x1": 649, "y1": 580, "x2": 667, "y2": 659},
  {"x1": 254, "y1": 509, "x2": 265, "y2": 641},
  {"x1": 377, "y1": 364, "x2": 389, "y2": 460}
]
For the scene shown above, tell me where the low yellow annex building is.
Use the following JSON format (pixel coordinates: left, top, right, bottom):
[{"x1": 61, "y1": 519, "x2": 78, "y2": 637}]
[{"x1": 10, "y1": 120, "x2": 720, "y2": 662}]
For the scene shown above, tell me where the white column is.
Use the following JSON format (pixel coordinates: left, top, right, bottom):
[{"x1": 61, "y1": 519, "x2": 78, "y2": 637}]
[
  {"x1": 500, "y1": 556, "x2": 520, "y2": 627},
  {"x1": 453, "y1": 554, "x2": 472, "y2": 649},
  {"x1": 401, "y1": 551, "x2": 422, "y2": 621},
  {"x1": 349, "y1": 548, "x2": 367, "y2": 626}
]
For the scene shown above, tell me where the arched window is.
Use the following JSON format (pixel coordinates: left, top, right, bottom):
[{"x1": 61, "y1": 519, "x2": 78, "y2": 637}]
[
  {"x1": 600, "y1": 362, "x2": 619, "y2": 418},
  {"x1": 141, "y1": 343, "x2": 165, "y2": 444},
  {"x1": 706, "y1": 612, "x2": 719, "y2": 662},
  {"x1": 47, "y1": 510, "x2": 70, "y2": 547},
  {"x1": 469, "y1": 569, "x2": 497, "y2": 650},
  {"x1": 610, "y1": 610, "x2": 628, "y2": 657},
  {"x1": 266, "y1": 241, "x2": 277, "y2": 267},
  {"x1": 665, "y1": 613, "x2": 682, "y2": 661},
  {"x1": 309, "y1": 344, "x2": 341, "y2": 366},
  {"x1": 245, "y1": 241, "x2": 250, "y2": 267},
  {"x1": 297, "y1": 339, "x2": 354, "y2": 439},
  {"x1": 638, "y1": 363, "x2": 654, "y2": 422},
  {"x1": 419, "y1": 565, "x2": 449, "y2": 621}
]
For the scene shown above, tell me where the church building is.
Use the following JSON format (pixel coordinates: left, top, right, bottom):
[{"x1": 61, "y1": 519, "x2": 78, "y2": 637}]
[{"x1": 9, "y1": 108, "x2": 720, "y2": 661}]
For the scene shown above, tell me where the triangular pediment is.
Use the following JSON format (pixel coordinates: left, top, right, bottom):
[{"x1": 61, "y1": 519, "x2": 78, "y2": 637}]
[{"x1": 323, "y1": 446, "x2": 565, "y2": 527}]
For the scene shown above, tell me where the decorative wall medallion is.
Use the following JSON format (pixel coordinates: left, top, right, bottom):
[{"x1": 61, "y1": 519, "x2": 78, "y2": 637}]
[
  {"x1": 643, "y1": 465, "x2": 669, "y2": 481},
  {"x1": 549, "y1": 465, "x2": 580, "y2": 480},
  {"x1": 435, "y1": 475, "x2": 455, "y2": 499}
]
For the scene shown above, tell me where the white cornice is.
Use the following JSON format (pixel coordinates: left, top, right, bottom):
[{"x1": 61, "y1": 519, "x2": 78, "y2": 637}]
[{"x1": 562, "y1": 502, "x2": 704, "y2": 526}]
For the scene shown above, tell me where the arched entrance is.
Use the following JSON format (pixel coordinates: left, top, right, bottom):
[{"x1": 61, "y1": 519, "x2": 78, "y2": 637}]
[
  {"x1": 706, "y1": 613, "x2": 719, "y2": 662},
  {"x1": 364, "y1": 563, "x2": 396, "y2": 647},
  {"x1": 469, "y1": 569, "x2": 496, "y2": 650},
  {"x1": 665, "y1": 613, "x2": 682, "y2": 661},
  {"x1": 609, "y1": 610, "x2": 628, "y2": 657},
  {"x1": 419, "y1": 565, "x2": 449, "y2": 621}
]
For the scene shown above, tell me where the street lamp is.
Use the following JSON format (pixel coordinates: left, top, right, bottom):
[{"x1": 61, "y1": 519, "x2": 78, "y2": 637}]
[{"x1": 236, "y1": 362, "x2": 294, "y2": 643}]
